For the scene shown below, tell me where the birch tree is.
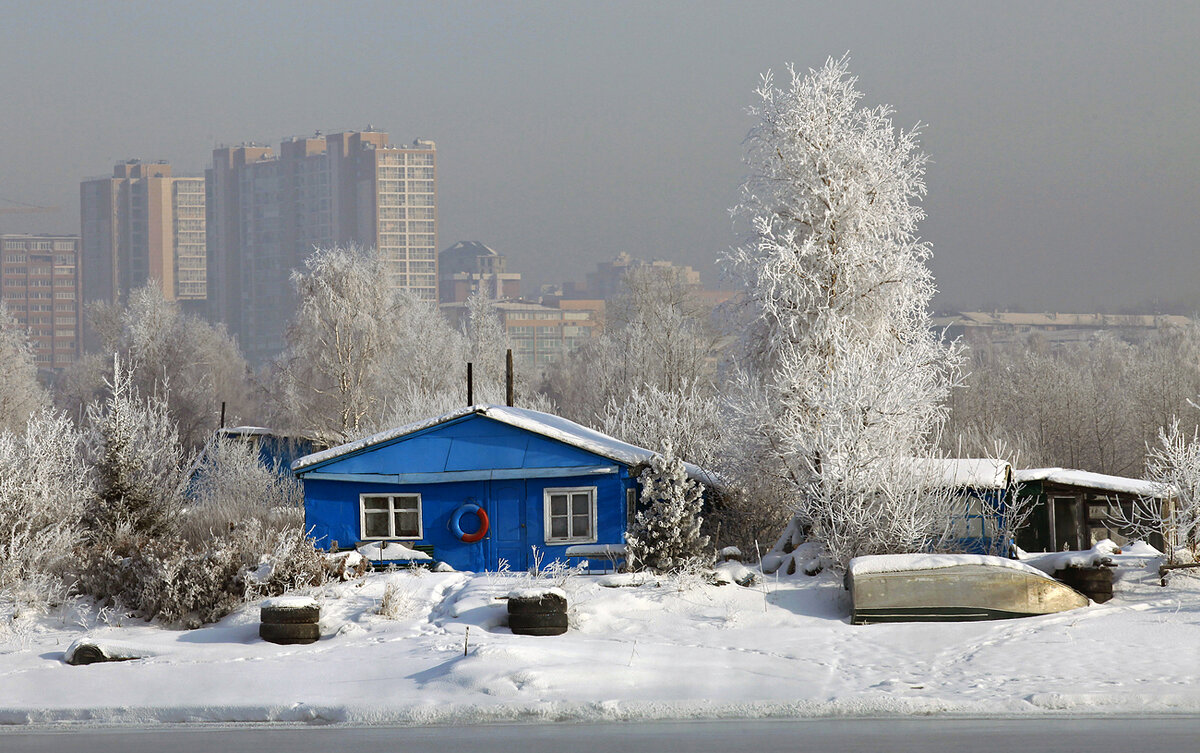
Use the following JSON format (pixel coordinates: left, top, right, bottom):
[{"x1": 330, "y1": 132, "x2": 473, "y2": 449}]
[
  {"x1": 724, "y1": 57, "x2": 962, "y2": 567},
  {"x1": 272, "y1": 245, "x2": 466, "y2": 443}
]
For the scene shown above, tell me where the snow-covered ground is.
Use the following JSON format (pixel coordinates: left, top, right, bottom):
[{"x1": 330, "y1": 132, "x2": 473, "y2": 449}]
[{"x1": 1, "y1": 550, "x2": 1198, "y2": 727}]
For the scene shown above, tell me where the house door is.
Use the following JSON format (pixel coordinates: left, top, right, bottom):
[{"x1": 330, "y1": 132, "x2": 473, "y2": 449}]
[
  {"x1": 489, "y1": 480, "x2": 527, "y2": 571},
  {"x1": 1052, "y1": 495, "x2": 1083, "y2": 550}
]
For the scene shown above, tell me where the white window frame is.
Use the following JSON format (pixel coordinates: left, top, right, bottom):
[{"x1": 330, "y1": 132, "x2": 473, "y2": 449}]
[
  {"x1": 359, "y1": 493, "x2": 423, "y2": 540},
  {"x1": 543, "y1": 486, "x2": 597, "y2": 545}
]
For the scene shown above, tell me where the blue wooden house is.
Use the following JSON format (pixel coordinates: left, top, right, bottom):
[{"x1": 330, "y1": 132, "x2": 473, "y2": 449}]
[{"x1": 292, "y1": 405, "x2": 705, "y2": 572}]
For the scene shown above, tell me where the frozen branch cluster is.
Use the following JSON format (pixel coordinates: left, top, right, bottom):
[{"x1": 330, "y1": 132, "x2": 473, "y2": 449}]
[{"x1": 724, "y1": 57, "x2": 963, "y2": 567}]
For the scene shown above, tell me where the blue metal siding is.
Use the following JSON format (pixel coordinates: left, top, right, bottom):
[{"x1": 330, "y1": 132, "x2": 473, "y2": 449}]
[{"x1": 301, "y1": 414, "x2": 637, "y2": 572}]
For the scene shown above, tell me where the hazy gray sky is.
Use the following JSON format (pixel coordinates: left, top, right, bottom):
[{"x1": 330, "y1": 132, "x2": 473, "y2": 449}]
[{"x1": 2, "y1": 1, "x2": 1197, "y2": 311}]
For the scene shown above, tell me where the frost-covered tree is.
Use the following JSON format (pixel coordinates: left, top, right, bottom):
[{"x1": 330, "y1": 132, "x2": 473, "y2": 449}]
[
  {"x1": 83, "y1": 356, "x2": 190, "y2": 539},
  {"x1": 59, "y1": 286, "x2": 251, "y2": 449},
  {"x1": 271, "y1": 245, "x2": 466, "y2": 443},
  {"x1": 724, "y1": 57, "x2": 962, "y2": 567},
  {"x1": 626, "y1": 445, "x2": 710, "y2": 572},
  {"x1": 0, "y1": 304, "x2": 49, "y2": 435},
  {"x1": 0, "y1": 409, "x2": 90, "y2": 621},
  {"x1": 546, "y1": 265, "x2": 722, "y2": 426},
  {"x1": 601, "y1": 382, "x2": 723, "y2": 471}
]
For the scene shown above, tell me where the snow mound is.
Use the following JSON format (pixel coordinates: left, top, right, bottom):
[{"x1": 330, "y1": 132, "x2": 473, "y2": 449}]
[
  {"x1": 1021, "y1": 540, "x2": 1123, "y2": 574},
  {"x1": 849, "y1": 553, "x2": 1054, "y2": 580},
  {"x1": 357, "y1": 541, "x2": 433, "y2": 561},
  {"x1": 261, "y1": 596, "x2": 317, "y2": 609},
  {"x1": 507, "y1": 586, "x2": 567, "y2": 600},
  {"x1": 713, "y1": 561, "x2": 757, "y2": 587}
]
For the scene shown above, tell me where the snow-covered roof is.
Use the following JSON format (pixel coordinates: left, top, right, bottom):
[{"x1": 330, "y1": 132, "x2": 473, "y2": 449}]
[
  {"x1": 910, "y1": 458, "x2": 1011, "y2": 489},
  {"x1": 292, "y1": 404, "x2": 708, "y2": 479},
  {"x1": 218, "y1": 426, "x2": 276, "y2": 436},
  {"x1": 1014, "y1": 468, "x2": 1167, "y2": 498}
]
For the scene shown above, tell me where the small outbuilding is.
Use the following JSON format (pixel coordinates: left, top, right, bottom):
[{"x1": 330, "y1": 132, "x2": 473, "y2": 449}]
[
  {"x1": 292, "y1": 404, "x2": 705, "y2": 572},
  {"x1": 1013, "y1": 468, "x2": 1167, "y2": 552}
]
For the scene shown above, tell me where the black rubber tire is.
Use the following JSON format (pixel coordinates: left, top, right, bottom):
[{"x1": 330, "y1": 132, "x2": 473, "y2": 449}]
[
  {"x1": 510, "y1": 624, "x2": 568, "y2": 636},
  {"x1": 260, "y1": 604, "x2": 320, "y2": 624},
  {"x1": 507, "y1": 593, "x2": 567, "y2": 615},
  {"x1": 67, "y1": 644, "x2": 107, "y2": 665},
  {"x1": 508, "y1": 611, "x2": 569, "y2": 632},
  {"x1": 260, "y1": 621, "x2": 320, "y2": 644}
]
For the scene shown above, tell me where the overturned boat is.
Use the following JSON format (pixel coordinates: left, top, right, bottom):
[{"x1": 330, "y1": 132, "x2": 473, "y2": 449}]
[{"x1": 847, "y1": 553, "x2": 1090, "y2": 625}]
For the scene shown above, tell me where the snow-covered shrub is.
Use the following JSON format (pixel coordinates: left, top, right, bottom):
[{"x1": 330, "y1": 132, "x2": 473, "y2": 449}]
[
  {"x1": 626, "y1": 445, "x2": 710, "y2": 572},
  {"x1": 83, "y1": 357, "x2": 189, "y2": 539},
  {"x1": 78, "y1": 518, "x2": 324, "y2": 628},
  {"x1": 180, "y1": 434, "x2": 304, "y2": 547},
  {"x1": 0, "y1": 410, "x2": 90, "y2": 622}
]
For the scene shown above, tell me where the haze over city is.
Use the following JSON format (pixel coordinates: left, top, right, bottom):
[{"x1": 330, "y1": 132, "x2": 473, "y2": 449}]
[{"x1": 2, "y1": 0, "x2": 1197, "y2": 311}]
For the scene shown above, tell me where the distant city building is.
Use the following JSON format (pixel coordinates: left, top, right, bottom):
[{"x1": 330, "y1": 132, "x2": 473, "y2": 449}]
[
  {"x1": 79, "y1": 160, "x2": 206, "y2": 322},
  {"x1": 206, "y1": 130, "x2": 437, "y2": 363},
  {"x1": 438, "y1": 241, "x2": 521, "y2": 303},
  {"x1": 442, "y1": 298, "x2": 604, "y2": 372},
  {"x1": 556, "y1": 252, "x2": 703, "y2": 301},
  {"x1": 1, "y1": 233, "x2": 80, "y2": 368},
  {"x1": 936, "y1": 311, "x2": 1192, "y2": 346}
]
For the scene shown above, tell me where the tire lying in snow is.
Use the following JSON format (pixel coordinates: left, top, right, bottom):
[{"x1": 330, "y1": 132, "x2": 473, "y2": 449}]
[
  {"x1": 507, "y1": 588, "x2": 568, "y2": 636},
  {"x1": 260, "y1": 603, "x2": 321, "y2": 624},
  {"x1": 259, "y1": 621, "x2": 321, "y2": 645},
  {"x1": 65, "y1": 643, "x2": 108, "y2": 666}
]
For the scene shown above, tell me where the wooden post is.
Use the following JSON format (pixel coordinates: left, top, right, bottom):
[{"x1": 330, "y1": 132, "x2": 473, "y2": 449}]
[
  {"x1": 219, "y1": 401, "x2": 226, "y2": 429},
  {"x1": 505, "y1": 349, "x2": 514, "y2": 407},
  {"x1": 467, "y1": 362, "x2": 474, "y2": 406}
]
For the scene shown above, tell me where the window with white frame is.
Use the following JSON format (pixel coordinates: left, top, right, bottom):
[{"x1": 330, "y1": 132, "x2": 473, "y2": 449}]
[
  {"x1": 544, "y1": 487, "x2": 596, "y2": 544},
  {"x1": 360, "y1": 493, "x2": 422, "y2": 539}
]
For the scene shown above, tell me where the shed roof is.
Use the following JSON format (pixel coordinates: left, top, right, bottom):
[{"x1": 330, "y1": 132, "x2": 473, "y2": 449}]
[
  {"x1": 292, "y1": 404, "x2": 708, "y2": 479},
  {"x1": 1014, "y1": 467, "x2": 1166, "y2": 498}
]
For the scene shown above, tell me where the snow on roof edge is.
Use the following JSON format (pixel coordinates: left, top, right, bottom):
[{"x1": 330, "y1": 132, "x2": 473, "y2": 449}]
[{"x1": 1014, "y1": 467, "x2": 1167, "y2": 498}]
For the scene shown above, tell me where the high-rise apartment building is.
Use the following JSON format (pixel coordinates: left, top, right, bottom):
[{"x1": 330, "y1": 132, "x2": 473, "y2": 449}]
[
  {"x1": 79, "y1": 160, "x2": 207, "y2": 321},
  {"x1": 1, "y1": 234, "x2": 81, "y2": 368},
  {"x1": 206, "y1": 129, "x2": 436, "y2": 364}
]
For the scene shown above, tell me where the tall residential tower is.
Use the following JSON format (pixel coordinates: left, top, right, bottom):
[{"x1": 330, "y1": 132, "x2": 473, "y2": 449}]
[
  {"x1": 79, "y1": 160, "x2": 206, "y2": 320},
  {"x1": 206, "y1": 129, "x2": 436, "y2": 363}
]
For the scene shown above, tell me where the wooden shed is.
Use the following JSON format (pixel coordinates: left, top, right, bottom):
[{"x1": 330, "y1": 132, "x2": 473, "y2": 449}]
[
  {"x1": 292, "y1": 404, "x2": 705, "y2": 572},
  {"x1": 1013, "y1": 468, "x2": 1167, "y2": 552}
]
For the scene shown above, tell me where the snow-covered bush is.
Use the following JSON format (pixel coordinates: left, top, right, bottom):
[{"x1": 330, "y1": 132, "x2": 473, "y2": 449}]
[
  {"x1": 181, "y1": 434, "x2": 304, "y2": 547},
  {"x1": 626, "y1": 445, "x2": 710, "y2": 572},
  {"x1": 78, "y1": 517, "x2": 324, "y2": 628},
  {"x1": 0, "y1": 410, "x2": 90, "y2": 622}
]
